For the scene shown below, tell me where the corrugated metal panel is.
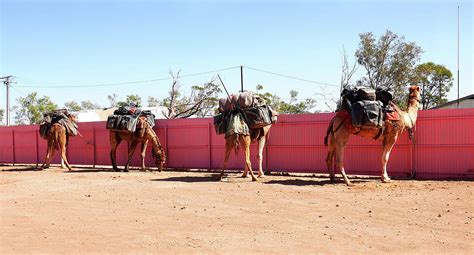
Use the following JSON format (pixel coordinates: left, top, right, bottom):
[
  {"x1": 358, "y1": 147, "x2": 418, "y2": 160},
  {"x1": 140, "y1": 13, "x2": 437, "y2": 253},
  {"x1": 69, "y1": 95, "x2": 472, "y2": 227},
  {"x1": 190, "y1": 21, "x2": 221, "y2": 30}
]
[{"x1": 0, "y1": 109, "x2": 473, "y2": 179}]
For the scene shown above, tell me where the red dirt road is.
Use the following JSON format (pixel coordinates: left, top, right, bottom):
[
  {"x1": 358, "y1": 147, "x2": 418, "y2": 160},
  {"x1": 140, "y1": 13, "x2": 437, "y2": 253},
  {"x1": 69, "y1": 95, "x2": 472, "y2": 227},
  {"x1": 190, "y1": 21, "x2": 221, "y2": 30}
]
[{"x1": 1, "y1": 165, "x2": 473, "y2": 254}]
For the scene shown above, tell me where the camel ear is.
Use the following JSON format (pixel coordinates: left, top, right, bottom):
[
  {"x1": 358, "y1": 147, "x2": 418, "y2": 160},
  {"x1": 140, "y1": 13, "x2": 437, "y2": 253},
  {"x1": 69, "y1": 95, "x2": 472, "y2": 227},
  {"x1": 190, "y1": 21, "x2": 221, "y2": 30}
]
[{"x1": 416, "y1": 86, "x2": 420, "y2": 92}]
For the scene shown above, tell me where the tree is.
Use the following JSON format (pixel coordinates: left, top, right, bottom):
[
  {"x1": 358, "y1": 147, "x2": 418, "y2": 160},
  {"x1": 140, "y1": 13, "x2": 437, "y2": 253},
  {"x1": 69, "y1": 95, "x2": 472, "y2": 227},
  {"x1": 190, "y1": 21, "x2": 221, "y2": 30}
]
[
  {"x1": 64, "y1": 101, "x2": 82, "y2": 111},
  {"x1": 0, "y1": 108, "x2": 4, "y2": 125},
  {"x1": 255, "y1": 85, "x2": 316, "y2": 114},
  {"x1": 355, "y1": 30, "x2": 423, "y2": 103},
  {"x1": 414, "y1": 62, "x2": 453, "y2": 109},
  {"x1": 107, "y1": 93, "x2": 118, "y2": 107},
  {"x1": 162, "y1": 71, "x2": 221, "y2": 118},
  {"x1": 117, "y1": 94, "x2": 142, "y2": 108},
  {"x1": 80, "y1": 100, "x2": 101, "y2": 110},
  {"x1": 14, "y1": 92, "x2": 58, "y2": 125},
  {"x1": 147, "y1": 96, "x2": 161, "y2": 107}
]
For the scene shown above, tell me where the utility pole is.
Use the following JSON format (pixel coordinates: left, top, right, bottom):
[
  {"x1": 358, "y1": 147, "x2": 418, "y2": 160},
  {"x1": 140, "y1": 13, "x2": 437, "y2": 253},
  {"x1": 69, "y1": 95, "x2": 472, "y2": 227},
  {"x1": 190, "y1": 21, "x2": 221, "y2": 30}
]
[
  {"x1": 1, "y1": 75, "x2": 13, "y2": 126},
  {"x1": 457, "y1": 5, "x2": 460, "y2": 108},
  {"x1": 240, "y1": 65, "x2": 244, "y2": 92}
]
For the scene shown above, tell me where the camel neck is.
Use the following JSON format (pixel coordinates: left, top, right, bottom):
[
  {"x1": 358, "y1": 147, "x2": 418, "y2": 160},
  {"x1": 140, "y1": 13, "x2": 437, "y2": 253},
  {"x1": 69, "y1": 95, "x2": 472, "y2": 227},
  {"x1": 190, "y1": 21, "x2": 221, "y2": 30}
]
[{"x1": 405, "y1": 98, "x2": 420, "y2": 128}]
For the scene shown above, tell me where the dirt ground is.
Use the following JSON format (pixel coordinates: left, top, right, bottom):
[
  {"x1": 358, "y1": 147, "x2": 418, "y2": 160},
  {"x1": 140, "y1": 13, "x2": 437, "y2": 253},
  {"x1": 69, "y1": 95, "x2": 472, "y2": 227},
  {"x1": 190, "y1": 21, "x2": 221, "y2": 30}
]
[{"x1": 1, "y1": 165, "x2": 473, "y2": 254}]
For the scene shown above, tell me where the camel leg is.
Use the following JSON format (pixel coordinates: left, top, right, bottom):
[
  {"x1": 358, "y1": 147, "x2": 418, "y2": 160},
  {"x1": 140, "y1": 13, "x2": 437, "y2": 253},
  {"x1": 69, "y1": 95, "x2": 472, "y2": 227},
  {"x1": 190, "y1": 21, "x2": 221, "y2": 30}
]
[
  {"x1": 124, "y1": 140, "x2": 138, "y2": 172},
  {"x1": 242, "y1": 163, "x2": 249, "y2": 178},
  {"x1": 40, "y1": 140, "x2": 55, "y2": 169},
  {"x1": 335, "y1": 143, "x2": 352, "y2": 186},
  {"x1": 110, "y1": 133, "x2": 122, "y2": 172},
  {"x1": 140, "y1": 140, "x2": 148, "y2": 171},
  {"x1": 220, "y1": 137, "x2": 233, "y2": 181},
  {"x1": 256, "y1": 136, "x2": 266, "y2": 178},
  {"x1": 242, "y1": 136, "x2": 257, "y2": 182},
  {"x1": 381, "y1": 135, "x2": 397, "y2": 183},
  {"x1": 59, "y1": 138, "x2": 72, "y2": 171},
  {"x1": 326, "y1": 141, "x2": 336, "y2": 182}
]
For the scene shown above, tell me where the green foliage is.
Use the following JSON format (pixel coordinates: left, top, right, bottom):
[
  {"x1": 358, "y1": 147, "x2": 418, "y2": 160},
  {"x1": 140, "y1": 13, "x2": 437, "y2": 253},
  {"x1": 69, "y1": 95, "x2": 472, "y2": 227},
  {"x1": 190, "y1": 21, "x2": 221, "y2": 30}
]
[
  {"x1": 117, "y1": 94, "x2": 142, "y2": 108},
  {"x1": 64, "y1": 101, "x2": 82, "y2": 111},
  {"x1": 414, "y1": 62, "x2": 453, "y2": 109},
  {"x1": 14, "y1": 92, "x2": 58, "y2": 125},
  {"x1": 355, "y1": 30, "x2": 423, "y2": 104},
  {"x1": 256, "y1": 85, "x2": 316, "y2": 114},
  {"x1": 80, "y1": 100, "x2": 101, "y2": 110},
  {"x1": 147, "y1": 96, "x2": 161, "y2": 107}
]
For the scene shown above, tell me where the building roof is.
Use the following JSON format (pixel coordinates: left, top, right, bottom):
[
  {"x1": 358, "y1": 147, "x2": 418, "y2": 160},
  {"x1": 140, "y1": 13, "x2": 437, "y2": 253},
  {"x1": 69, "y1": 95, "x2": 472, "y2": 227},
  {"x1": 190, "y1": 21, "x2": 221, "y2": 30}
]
[
  {"x1": 75, "y1": 106, "x2": 170, "y2": 122},
  {"x1": 432, "y1": 94, "x2": 474, "y2": 109}
]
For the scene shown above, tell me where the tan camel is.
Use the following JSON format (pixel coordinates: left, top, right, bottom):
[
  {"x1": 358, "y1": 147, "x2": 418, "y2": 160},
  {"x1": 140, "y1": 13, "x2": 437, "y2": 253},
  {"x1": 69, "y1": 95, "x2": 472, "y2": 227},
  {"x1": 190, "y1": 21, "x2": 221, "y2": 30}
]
[
  {"x1": 109, "y1": 116, "x2": 166, "y2": 172},
  {"x1": 219, "y1": 125, "x2": 271, "y2": 181},
  {"x1": 40, "y1": 114, "x2": 77, "y2": 171},
  {"x1": 325, "y1": 85, "x2": 421, "y2": 185}
]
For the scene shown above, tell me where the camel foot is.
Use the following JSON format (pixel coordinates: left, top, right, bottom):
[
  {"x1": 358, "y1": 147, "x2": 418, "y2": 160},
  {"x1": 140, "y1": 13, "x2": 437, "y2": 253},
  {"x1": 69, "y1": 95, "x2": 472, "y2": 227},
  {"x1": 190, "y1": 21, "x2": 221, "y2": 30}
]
[
  {"x1": 123, "y1": 169, "x2": 129, "y2": 172},
  {"x1": 251, "y1": 177, "x2": 258, "y2": 182},
  {"x1": 381, "y1": 176, "x2": 392, "y2": 183},
  {"x1": 329, "y1": 175, "x2": 336, "y2": 183},
  {"x1": 343, "y1": 179, "x2": 354, "y2": 186},
  {"x1": 241, "y1": 173, "x2": 248, "y2": 178},
  {"x1": 218, "y1": 176, "x2": 229, "y2": 182},
  {"x1": 257, "y1": 173, "x2": 265, "y2": 178}
]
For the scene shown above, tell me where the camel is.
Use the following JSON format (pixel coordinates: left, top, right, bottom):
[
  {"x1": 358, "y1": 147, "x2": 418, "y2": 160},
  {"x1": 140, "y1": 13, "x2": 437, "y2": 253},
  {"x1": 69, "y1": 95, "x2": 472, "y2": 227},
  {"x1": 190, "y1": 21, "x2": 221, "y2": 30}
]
[
  {"x1": 324, "y1": 85, "x2": 421, "y2": 185},
  {"x1": 40, "y1": 114, "x2": 77, "y2": 171},
  {"x1": 109, "y1": 116, "x2": 166, "y2": 172},
  {"x1": 219, "y1": 125, "x2": 271, "y2": 181}
]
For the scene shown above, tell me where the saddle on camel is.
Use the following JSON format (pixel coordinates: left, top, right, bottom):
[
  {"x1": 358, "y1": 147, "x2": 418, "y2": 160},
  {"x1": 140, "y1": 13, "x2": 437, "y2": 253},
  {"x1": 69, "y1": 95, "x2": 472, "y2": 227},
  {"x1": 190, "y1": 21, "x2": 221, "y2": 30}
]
[
  {"x1": 214, "y1": 91, "x2": 278, "y2": 181},
  {"x1": 107, "y1": 104, "x2": 166, "y2": 172},
  {"x1": 39, "y1": 109, "x2": 78, "y2": 171},
  {"x1": 325, "y1": 85, "x2": 421, "y2": 185}
]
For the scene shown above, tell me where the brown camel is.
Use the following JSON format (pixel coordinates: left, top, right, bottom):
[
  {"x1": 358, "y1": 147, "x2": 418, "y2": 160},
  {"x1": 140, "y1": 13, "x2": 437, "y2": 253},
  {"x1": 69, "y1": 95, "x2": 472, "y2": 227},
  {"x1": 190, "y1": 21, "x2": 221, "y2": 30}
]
[
  {"x1": 109, "y1": 116, "x2": 166, "y2": 172},
  {"x1": 40, "y1": 114, "x2": 77, "y2": 171},
  {"x1": 220, "y1": 125, "x2": 271, "y2": 181},
  {"x1": 325, "y1": 85, "x2": 421, "y2": 185}
]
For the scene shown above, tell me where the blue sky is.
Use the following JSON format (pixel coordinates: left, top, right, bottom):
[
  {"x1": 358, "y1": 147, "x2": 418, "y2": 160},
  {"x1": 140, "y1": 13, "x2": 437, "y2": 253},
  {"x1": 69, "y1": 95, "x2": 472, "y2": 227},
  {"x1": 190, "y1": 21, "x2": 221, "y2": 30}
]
[{"x1": 1, "y1": 0, "x2": 472, "y2": 117}]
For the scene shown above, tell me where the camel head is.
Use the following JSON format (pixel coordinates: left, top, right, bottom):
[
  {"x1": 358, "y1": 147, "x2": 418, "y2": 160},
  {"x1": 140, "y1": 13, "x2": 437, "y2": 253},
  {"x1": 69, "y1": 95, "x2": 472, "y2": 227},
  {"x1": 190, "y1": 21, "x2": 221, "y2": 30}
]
[
  {"x1": 67, "y1": 113, "x2": 78, "y2": 123},
  {"x1": 152, "y1": 145, "x2": 166, "y2": 171},
  {"x1": 408, "y1": 85, "x2": 421, "y2": 105}
]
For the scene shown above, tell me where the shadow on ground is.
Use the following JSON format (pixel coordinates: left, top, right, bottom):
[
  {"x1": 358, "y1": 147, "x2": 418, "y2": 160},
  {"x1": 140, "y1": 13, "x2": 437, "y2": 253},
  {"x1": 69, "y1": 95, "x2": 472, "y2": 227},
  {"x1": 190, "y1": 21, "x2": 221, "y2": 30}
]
[
  {"x1": 1, "y1": 166, "x2": 42, "y2": 172},
  {"x1": 264, "y1": 178, "x2": 371, "y2": 186},
  {"x1": 151, "y1": 174, "x2": 219, "y2": 183}
]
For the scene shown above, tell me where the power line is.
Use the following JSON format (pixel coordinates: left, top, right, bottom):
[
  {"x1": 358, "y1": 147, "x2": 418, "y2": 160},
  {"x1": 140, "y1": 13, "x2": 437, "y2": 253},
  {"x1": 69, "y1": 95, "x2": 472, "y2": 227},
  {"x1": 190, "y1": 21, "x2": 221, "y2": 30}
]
[
  {"x1": 14, "y1": 66, "x2": 240, "y2": 88},
  {"x1": 244, "y1": 66, "x2": 339, "y2": 87}
]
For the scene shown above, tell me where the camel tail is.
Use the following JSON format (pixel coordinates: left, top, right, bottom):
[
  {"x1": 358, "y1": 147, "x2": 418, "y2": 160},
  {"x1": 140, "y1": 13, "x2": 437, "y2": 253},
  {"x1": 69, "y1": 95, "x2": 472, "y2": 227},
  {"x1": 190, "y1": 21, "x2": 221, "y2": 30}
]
[
  {"x1": 234, "y1": 134, "x2": 240, "y2": 155},
  {"x1": 53, "y1": 127, "x2": 61, "y2": 150},
  {"x1": 324, "y1": 118, "x2": 335, "y2": 146}
]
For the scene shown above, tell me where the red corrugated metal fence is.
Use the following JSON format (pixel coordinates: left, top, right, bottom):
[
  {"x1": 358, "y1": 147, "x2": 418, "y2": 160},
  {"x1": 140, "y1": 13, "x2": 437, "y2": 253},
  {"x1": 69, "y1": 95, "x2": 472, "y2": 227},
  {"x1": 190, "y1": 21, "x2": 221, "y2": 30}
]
[{"x1": 1, "y1": 109, "x2": 473, "y2": 179}]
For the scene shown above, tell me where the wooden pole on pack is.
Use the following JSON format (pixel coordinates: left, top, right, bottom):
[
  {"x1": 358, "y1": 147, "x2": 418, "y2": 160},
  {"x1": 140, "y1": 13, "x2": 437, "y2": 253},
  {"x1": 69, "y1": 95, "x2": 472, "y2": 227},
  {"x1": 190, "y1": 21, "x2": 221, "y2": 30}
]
[
  {"x1": 240, "y1": 65, "x2": 244, "y2": 92},
  {"x1": 217, "y1": 74, "x2": 232, "y2": 99}
]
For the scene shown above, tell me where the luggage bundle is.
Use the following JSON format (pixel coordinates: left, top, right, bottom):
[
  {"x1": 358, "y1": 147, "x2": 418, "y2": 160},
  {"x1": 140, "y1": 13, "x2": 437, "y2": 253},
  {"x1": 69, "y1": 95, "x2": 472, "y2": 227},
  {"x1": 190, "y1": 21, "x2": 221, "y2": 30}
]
[
  {"x1": 214, "y1": 91, "x2": 278, "y2": 135},
  {"x1": 340, "y1": 86, "x2": 394, "y2": 129},
  {"x1": 106, "y1": 106, "x2": 155, "y2": 132},
  {"x1": 39, "y1": 109, "x2": 78, "y2": 139}
]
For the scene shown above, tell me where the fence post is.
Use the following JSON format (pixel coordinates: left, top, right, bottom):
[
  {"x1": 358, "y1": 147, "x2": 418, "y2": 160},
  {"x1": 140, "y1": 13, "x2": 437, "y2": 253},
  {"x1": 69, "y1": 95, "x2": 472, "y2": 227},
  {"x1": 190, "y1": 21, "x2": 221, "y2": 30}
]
[
  {"x1": 93, "y1": 127, "x2": 96, "y2": 168},
  {"x1": 35, "y1": 131, "x2": 39, "y2": 166},
  {"x1": 165, "y1": 124, "x2": 169, "y2": 168},
  {"x1": 12, "y1": 129, "x2": 15, "y2": 165},
  {"x1": 265, "y1": 130, "x2": 270, "y2": 174},
  {"x1": 208, "y1": 122, "x2": 212, "y2": 170}
]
